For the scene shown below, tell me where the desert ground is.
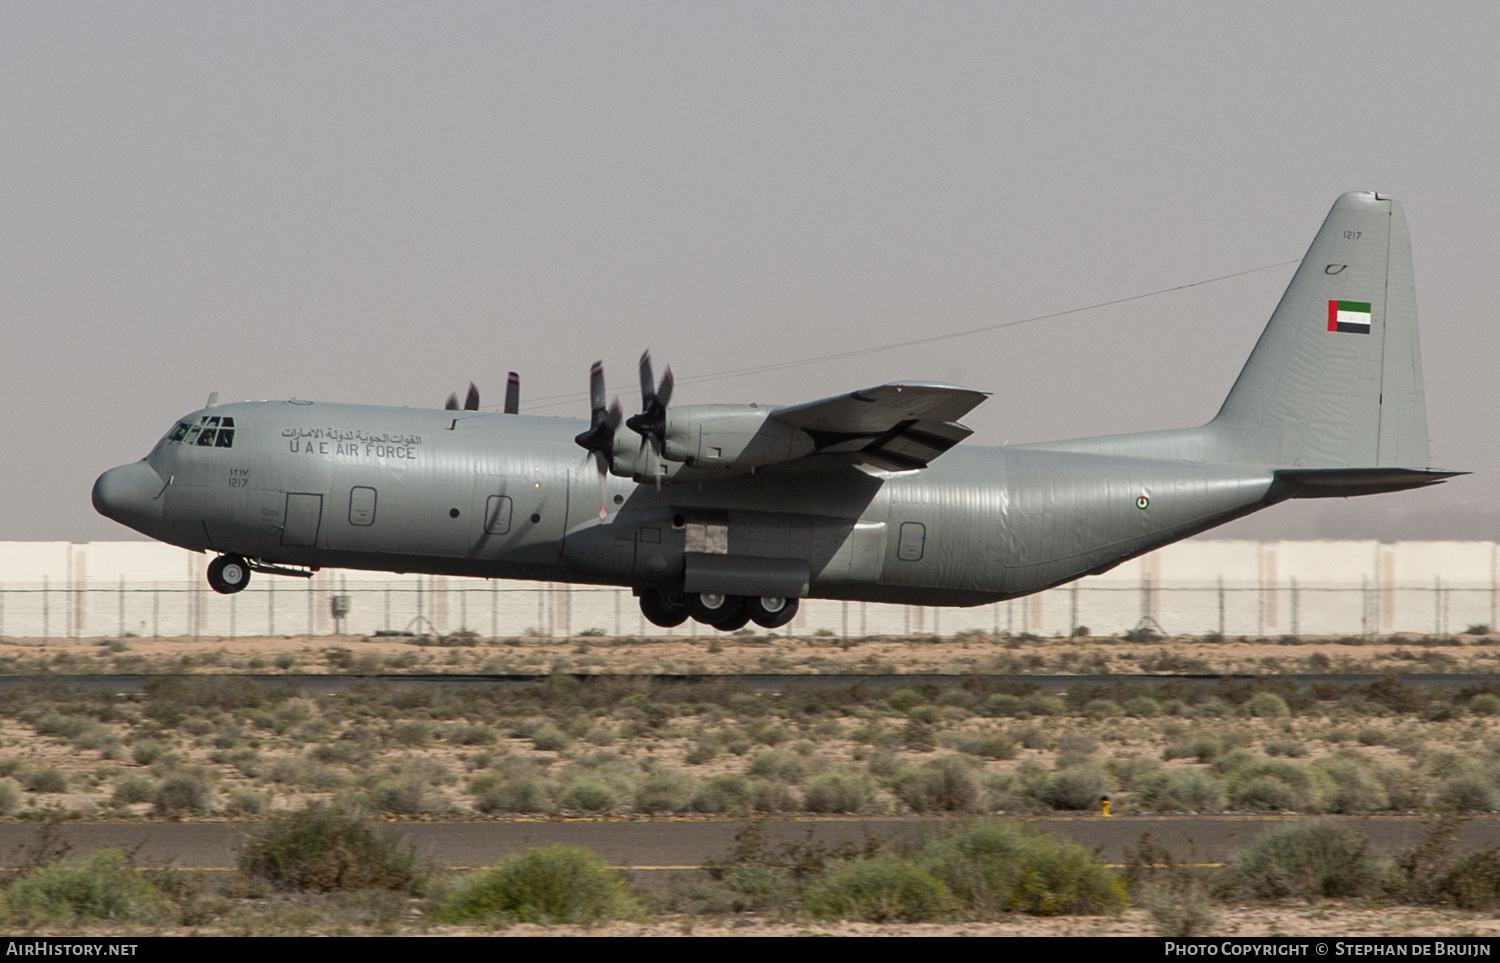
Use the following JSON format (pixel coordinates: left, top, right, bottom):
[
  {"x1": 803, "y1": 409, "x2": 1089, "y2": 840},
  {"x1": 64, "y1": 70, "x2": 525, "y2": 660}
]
[{"x1": 2, "y1": 629, "x2": 1500, "y2": 936}]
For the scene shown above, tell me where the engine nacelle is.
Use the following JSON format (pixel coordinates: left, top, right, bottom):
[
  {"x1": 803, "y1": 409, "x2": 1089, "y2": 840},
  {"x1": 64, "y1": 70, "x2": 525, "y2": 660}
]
[{"x1": 609, "y1": 404, "x2": 816, "y2": 481}]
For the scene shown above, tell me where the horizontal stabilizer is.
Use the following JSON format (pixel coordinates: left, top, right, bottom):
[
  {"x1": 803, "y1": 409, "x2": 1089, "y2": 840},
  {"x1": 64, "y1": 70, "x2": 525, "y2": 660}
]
[{"x1": 1271, "y1": 467, "x2": 1464, "y2": 500}]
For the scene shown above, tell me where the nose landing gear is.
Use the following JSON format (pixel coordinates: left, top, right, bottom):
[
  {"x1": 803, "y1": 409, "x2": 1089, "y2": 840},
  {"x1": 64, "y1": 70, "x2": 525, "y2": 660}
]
[{"x1": 207, "y1": 554, "x2": 251, "y2": 595}]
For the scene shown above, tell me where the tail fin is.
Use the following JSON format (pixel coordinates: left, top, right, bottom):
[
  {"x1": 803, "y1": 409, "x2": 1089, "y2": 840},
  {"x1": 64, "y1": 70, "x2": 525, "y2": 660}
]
[{"x1": 1212, "y1": 191, "x2": 1428, "y2": 469}]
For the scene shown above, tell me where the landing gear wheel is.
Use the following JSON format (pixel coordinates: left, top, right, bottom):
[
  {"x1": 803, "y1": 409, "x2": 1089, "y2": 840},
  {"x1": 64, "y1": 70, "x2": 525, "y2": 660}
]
[
  {"x1": 686, "y1": 592, "x2": 743, "y2": 625},
  {"x1": 711, "y1": 606, "x2": 752, "y2": 632},
  {"x1": 639, "y1": 590, "x2": 689, "y2": 628},
  {"x1": 747, "y1": 596, "x2": 798, "y2": 629},
  {"x1": 207, "y1": 554, "x2": 251, "y2": 595}
]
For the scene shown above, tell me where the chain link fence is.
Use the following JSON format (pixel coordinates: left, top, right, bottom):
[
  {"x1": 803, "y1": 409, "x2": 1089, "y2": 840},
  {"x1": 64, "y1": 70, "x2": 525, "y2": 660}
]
[{"x1": 0, "y1": 574, "x2": 1492, "y2": 642}]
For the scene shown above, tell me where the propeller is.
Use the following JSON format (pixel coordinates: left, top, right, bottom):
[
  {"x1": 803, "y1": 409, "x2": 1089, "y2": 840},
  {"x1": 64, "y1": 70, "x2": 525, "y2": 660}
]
[
  {"x1": 625, "y1": 350, "x2": 674, "y2": 488},
  {"x1": 572, "y1": 361, "x2": 623, "y2": 521},
  {"x1": 504, "y1": 371, "x2": 520, "y2": 414},
  {"x1": 444, "y1": 382, "x2": 481, "y2": 411}
]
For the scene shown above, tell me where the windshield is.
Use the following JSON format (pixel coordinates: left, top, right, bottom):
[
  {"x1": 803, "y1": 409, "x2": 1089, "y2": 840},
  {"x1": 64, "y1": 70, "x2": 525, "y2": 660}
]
[{"x1": 166, "y1": 415, "x2": 236, "y2": 448}]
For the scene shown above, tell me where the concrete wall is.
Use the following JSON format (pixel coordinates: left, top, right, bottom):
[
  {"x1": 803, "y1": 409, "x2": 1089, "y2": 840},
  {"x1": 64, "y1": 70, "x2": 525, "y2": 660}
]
[{"x1": 0, "y1": 540, "x2": 1495, "y2": 640}]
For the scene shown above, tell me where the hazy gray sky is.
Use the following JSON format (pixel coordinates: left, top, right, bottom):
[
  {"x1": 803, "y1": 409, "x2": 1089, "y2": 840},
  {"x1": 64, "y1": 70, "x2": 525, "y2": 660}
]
[{"x1": 4, "y1": 2, "x2": 1497, "y2": 542}]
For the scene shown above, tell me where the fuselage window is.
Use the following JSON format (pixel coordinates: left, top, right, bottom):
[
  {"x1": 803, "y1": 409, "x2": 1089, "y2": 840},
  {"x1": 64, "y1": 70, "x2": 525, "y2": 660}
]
[
  {"x1": 897, "y1": 522, "x2": 927, "y2": 561},
  {"x1": 485, "y1": 495, "x2": 513, "y2": 535},
  {"x1": 349, "y1": 486, "x2": 377, "y2": 526}
]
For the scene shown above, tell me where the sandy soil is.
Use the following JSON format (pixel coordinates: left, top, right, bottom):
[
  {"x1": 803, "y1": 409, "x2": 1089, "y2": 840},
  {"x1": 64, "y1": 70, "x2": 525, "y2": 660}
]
[{"x1": 0, "y1": 631, "x2": 1496, "y2": 820}]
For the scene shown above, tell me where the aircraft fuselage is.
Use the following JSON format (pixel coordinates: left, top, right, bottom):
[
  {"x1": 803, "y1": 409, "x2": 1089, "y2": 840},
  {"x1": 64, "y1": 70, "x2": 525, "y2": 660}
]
[{"x1": 96, "y1": 399, "x2": 1279, "y2": 607}]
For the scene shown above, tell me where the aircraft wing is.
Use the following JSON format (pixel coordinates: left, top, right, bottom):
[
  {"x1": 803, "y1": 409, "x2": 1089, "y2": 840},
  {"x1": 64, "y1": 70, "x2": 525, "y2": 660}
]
[{"x1": 769, "y1": 382, "x2": 990, "y2": 471}]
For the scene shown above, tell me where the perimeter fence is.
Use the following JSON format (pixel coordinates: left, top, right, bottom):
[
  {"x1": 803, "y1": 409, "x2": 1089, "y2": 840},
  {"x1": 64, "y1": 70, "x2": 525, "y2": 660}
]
[{"x1": 0, "y1": 575, "x2": 1492, "y2": 642}]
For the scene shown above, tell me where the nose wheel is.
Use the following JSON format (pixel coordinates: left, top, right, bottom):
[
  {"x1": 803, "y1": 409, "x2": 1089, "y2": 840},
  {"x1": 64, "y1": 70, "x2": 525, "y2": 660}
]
[{"x1": 207, "y1": 554, "x2": 251, "y2": 595}]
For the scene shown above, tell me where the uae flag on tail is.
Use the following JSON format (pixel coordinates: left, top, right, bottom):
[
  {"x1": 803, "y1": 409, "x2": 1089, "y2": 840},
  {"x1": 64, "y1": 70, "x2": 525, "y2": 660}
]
[{"x1": 1327, "y1": 299, "x2": 1372, "y2": 334}]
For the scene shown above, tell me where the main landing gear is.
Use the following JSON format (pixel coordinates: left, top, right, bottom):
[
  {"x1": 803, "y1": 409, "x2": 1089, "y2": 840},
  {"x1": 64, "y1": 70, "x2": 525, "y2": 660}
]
[
  {"x1": 638, "y1": 589, "x2": 799, "y2": 631},
  {"x1": 207, "y1": 554, "x2": 251, "y2": 595}
]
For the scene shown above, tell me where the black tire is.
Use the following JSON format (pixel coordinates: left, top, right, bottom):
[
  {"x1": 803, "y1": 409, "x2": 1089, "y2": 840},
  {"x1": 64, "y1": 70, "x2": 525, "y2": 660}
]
[
  {"x1": 639, "y1": 590, "x2": 689, "y2": 628},
  {"x1": 207, "y1": 554, "x2": 251, "y2": 595},
  {"x1": 711, "y1": 607, "x2": 752, "y2": 631},
  {"x1": 747, "y1": 596, "x2": 798, "y2": 629},
  {"x1": 685, "y1": 592, "x2": 743, "y2": 625}
]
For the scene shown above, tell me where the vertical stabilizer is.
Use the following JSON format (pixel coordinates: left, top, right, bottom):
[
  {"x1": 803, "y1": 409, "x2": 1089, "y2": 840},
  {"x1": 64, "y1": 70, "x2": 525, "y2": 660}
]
[{"x1": 1213, "y1": 192, "x2": 1429, "y2": 469}]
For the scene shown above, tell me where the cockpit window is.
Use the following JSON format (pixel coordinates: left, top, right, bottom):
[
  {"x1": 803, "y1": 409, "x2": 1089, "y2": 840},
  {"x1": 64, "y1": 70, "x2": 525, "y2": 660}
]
[{"x1": 169, "y1": 415, "x2": 235, "y2": 448}]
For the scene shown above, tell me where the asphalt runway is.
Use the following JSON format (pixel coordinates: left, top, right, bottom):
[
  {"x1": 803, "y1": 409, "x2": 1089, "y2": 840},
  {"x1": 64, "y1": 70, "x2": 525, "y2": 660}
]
[
  {"x1": 0, "y1": 672, "x2": 1496, "y2": 694},
  {"x1": 2, "y1": 815, "x2": 1494, "y2": 873}
]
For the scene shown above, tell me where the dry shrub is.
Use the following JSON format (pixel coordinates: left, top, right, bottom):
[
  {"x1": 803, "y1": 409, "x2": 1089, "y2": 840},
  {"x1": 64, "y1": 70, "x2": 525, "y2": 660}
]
[
  {"x1": 895, "y1": 756, "x2": 982, "y2": 813},
  {"x1": 1226, "y1": 821, "x2": 1385, "y2": 901},
  {"x1": 804, "y1": 857, "x2": 951, "y2": 922},
  {"x1": 433, "y1": 846, "x2": 638, "y2": 925},
  {"x1": 920, "y1": 821, "x2": 1127, "y2": 917},
  {"x1": 5, "y1": 849, "x2": 165, "y2": 924},
  {"x1": 237, "y1": 804, "x2": 425, "y2": 893}
]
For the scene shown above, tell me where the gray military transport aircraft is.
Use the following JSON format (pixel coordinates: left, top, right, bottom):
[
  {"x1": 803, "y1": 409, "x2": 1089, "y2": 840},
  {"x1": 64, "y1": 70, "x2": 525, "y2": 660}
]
[{"x1": 93, "y1": 192, "x2": 1457, "y2": 632}]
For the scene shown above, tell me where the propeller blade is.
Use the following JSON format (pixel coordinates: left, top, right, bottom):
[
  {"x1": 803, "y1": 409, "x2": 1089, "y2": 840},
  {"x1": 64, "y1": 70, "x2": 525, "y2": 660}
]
[
  {"x1": 588, "y1": 361, "x2": 606, "y2": 417},
  {"x1": 574, "y1": 363, "x2": 619, "y2": 468},
  {"x1": 655, "y1": 365, "x2": 673, "y2": 410},
  {"x1": 638, "y1": 350, "x2": 656, "y2": 409},
  {"x1": 463, "y1": 382, "x2": 480, "y2": 411},
  {"x1": 594, "y1": 404, "x2": 621, "y2": 521},
  {"x1": 504, "y1": 371, "x2": 520, "y2": 414},
  {"x1": 649, "y1": 442, "x2": 663, "y2": 490},
  {"x1": 444, "y1": 392, "x2": 459, "y2": 411},
  {"x1": 626, "y1": 351, "x2": 672, "y2": 466},
  {"x1": 627, "y1": 431, "x2": 664, "y2": 490}
]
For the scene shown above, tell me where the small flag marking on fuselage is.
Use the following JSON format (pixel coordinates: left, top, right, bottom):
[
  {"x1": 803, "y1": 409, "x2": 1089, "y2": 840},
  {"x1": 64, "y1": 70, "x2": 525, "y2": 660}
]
[{"x1": 1327, "y1": 299, "x2": 1372, "y2": 334}]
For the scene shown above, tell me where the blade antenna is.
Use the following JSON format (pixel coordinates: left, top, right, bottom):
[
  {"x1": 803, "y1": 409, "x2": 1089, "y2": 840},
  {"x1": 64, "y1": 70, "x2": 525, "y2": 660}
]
[{"x1": 463, "y1": 382, "x2": 480, "y2": 411}]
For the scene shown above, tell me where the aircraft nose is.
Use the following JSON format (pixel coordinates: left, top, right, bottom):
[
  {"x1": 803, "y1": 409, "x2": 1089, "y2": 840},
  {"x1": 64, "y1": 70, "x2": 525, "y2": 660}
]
[{"x1": 92, "y1": 461, "x2": 166, "y2": 532}]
